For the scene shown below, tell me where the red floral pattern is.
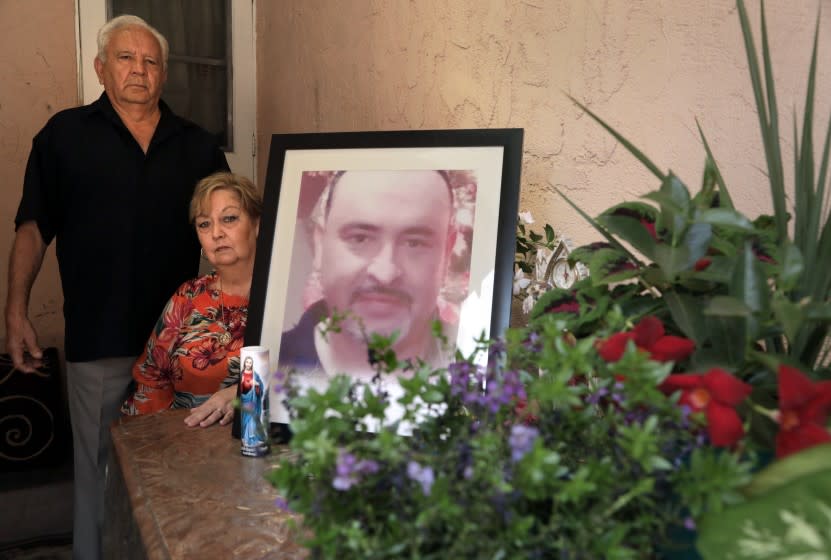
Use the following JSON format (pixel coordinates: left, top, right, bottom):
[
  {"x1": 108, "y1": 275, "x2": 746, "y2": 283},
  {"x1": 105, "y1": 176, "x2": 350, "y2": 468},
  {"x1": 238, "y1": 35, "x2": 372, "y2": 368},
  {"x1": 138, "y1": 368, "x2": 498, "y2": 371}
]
[{"x1": 122, "y1": 272, "x2": 248, "y2": 415}]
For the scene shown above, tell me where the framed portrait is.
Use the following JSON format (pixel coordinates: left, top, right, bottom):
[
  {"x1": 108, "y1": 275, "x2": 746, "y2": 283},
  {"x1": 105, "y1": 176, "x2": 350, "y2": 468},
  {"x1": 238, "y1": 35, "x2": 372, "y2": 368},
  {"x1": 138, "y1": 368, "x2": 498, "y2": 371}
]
[{"x1": 245, "y1": 129, "x2": 523, "y2": 427}]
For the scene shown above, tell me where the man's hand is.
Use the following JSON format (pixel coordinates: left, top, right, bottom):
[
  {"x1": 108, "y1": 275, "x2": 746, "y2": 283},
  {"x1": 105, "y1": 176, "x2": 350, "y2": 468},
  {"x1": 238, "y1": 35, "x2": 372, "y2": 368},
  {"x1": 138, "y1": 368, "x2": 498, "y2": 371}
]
[
  {"x1": 184, "y1": 385, "x2": 237, "y2": 428},
  {"x1": 5, "y1": 311, "x2": 43, "y2": 372},
  {"x1": 5, "y1": 221, "x2": 48, "y2": 373}
]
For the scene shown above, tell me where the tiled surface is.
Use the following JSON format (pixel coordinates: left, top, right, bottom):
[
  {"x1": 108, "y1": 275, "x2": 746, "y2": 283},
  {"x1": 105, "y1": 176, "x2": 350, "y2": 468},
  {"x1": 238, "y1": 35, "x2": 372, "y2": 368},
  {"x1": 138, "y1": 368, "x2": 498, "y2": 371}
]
[
  {"x1": 0, "y1": 462, "x2": 73, "y2": 559},
  {"x1": 0, "y1": 539, "x2": 72, "y2": 560}
]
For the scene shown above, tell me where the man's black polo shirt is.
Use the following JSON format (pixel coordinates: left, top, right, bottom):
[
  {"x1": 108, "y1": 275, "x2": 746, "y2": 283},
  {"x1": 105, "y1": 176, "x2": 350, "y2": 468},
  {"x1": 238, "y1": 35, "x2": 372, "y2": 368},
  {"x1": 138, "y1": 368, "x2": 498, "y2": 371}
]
[{"x1": 15, "y1": 93, "x2": 229, "y2": 362}]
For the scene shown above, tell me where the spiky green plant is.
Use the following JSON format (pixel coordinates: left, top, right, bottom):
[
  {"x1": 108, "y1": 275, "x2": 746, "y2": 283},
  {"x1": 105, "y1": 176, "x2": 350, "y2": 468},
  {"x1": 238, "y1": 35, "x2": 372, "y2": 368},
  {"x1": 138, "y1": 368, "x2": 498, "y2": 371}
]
[
  {"x1": 540, "y1": 1, "x2": 831, "y2": 556},
  {"x1": 553, "y1": 0, "x2": 830, "y2": 380}
]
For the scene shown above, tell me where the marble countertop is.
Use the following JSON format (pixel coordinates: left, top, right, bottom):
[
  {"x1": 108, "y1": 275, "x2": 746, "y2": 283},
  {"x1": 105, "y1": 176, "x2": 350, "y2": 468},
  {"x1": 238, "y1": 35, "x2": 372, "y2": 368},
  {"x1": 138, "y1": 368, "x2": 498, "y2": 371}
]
[{"x1": 106, "y1": 409, "x2": 306, "y2": 559}]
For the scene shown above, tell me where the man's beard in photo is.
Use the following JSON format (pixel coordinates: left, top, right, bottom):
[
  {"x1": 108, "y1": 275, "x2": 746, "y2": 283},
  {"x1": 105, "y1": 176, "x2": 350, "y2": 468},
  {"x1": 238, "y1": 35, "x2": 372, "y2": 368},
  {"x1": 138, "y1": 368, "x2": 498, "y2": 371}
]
[{"x1": 343, "y1": 285, "x2": 413, "y2": 347}]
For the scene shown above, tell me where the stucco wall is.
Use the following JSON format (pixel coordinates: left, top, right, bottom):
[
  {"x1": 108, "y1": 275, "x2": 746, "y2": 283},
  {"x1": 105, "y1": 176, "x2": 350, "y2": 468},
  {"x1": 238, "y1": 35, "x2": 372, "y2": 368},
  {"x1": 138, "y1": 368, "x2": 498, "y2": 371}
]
[
  {"x1": 0, "y1": 1, "x2": 77, "y2": 351},
  {"x1": 3, "y1": 1, "x2": 829, "y2": 353},
  {"x1": 256, "y1": 0, "x2": 830, "y2": 250}
]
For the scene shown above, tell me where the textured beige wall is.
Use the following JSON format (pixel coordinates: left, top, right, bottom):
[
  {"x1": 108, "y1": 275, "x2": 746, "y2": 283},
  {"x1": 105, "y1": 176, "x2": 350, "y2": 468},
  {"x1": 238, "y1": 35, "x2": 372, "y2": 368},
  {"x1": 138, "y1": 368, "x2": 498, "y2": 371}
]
[
  {"x1": 0, "y1": 1, "x2": 77, "y2": 351},
  {"x1": 3, "y1": 1, "x2": 829, "y2": 352},
  {"x1": 256, "y1": 0, "x2": 830, "y2": 249}
]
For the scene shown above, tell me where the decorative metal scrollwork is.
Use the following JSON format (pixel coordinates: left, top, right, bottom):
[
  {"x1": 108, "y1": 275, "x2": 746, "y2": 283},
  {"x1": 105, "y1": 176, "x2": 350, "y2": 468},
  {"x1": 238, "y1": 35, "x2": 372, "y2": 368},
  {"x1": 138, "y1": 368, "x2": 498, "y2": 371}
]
[{"x1": 0, "y1": 352, "x2": 59, "y2": 464}]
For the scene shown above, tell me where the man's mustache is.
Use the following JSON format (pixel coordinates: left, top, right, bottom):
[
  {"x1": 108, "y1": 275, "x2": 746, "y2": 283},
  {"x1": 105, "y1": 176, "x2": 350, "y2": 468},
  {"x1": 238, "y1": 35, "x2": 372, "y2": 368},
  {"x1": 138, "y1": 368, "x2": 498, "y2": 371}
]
[{"x1": 350, "y1": 286, "x2": 412, "y2": 306}]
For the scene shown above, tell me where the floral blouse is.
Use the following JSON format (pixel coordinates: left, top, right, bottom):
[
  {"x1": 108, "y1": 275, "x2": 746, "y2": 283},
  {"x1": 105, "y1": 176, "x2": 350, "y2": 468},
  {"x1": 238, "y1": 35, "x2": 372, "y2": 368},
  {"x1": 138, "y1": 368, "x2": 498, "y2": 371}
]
[{"x1": 122, "y1": 272, "x2": 248, "y2": 415}]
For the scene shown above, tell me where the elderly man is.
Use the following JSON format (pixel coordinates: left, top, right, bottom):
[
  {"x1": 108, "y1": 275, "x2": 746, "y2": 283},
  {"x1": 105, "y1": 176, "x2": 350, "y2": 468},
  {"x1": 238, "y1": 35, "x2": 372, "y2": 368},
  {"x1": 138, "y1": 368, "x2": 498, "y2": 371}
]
[
  {"x1": 279, "y1": 169, "x2": 457, "y2": 380},
  {"x1": 4, "y1": 15, "x2": 228, "y2": 559}
]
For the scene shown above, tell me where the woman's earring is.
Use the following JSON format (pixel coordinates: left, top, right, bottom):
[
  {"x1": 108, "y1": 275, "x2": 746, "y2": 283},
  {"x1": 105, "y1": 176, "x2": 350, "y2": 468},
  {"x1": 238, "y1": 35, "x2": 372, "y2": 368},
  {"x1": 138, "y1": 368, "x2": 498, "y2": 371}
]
[{"x1": 200, "y1": 248, "x2": 206, "y2": 260}]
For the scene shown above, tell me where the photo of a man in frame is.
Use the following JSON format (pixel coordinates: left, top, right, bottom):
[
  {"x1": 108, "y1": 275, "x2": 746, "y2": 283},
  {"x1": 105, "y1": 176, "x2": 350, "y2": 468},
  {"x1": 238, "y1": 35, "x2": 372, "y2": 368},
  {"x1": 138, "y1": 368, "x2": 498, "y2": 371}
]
[{"x1": 277, "y1": 168, "x2": 477, "y2": 385}]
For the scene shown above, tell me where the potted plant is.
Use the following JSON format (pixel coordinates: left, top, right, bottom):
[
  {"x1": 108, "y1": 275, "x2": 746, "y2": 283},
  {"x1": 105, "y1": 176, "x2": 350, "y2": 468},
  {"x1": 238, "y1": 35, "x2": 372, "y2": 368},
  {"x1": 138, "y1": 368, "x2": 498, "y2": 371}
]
[{"x1": 268, "y1": 1, "x2": 831, "y2": 557}]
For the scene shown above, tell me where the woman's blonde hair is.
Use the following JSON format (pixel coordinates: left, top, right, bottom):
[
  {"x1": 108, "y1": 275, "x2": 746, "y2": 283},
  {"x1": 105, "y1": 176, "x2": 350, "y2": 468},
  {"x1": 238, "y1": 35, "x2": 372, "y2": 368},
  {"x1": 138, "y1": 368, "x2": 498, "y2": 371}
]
[{"x1": 189, "y1": 172, "x2": 263, "y2": 223}]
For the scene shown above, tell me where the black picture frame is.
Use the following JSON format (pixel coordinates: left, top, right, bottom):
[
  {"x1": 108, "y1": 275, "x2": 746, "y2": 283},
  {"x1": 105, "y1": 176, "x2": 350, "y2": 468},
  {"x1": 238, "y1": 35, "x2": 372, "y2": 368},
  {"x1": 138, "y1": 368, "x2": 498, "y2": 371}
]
[{"x1": 239, "y1": 128, "x2": 523, "y2": 438}]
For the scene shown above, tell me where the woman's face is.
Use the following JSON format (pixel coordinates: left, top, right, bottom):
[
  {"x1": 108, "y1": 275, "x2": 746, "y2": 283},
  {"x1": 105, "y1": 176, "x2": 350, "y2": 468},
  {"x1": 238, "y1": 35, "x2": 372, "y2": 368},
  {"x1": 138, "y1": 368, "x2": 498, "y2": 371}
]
[{"x1": 194, "y1": 188, "x2": 259, "y2": 271}]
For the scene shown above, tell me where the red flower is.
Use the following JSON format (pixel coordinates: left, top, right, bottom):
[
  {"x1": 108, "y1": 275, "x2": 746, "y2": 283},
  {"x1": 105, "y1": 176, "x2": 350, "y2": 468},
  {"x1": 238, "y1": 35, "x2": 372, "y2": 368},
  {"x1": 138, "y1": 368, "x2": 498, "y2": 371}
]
[
  {"x1": 660, "y1": 368, "x2": 752, "y2": 447},
  {"x1": 694, "y1": 258, "x2": 712, "y2": 271},
  {"x1": 775, "y1": 364, "x2": 831, "y2": 458},
  {"x1": 515, "y1": 398, "x2": 539, "y2": 425},
  {"x1": 597, "y1": 316, "x2": 695, "y2": 363}
]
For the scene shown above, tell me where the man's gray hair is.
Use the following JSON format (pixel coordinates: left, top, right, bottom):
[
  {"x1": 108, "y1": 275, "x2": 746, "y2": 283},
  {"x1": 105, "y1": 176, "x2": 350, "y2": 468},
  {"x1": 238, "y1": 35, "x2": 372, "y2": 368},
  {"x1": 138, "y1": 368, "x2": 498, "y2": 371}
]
[{"x1": 97, "y1": 15, "x2": 169, "y2": 71}]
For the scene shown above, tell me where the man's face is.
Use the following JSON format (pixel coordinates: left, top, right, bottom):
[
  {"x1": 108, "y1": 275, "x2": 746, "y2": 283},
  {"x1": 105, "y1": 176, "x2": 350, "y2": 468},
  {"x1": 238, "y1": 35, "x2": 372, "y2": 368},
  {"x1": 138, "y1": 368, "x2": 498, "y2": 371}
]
[
  {"x1": 314, "y1": 170, "x2": 453, "y2": 349},
  {"x1": 94, "y1": 25, "x2": 166, "y2": 108}
]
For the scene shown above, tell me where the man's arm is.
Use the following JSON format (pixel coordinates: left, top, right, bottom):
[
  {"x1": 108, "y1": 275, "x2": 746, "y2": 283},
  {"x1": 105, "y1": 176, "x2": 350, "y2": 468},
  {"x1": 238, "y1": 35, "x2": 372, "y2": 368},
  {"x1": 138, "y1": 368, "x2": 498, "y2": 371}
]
[{"x1": 5, "y1": 220, "x2": 47, "y2": 372}]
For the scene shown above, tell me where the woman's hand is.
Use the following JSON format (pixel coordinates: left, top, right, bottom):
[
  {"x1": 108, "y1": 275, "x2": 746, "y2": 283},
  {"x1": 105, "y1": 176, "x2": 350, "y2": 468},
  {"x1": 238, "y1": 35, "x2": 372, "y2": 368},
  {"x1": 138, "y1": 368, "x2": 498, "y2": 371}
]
[{"x1": 184, "y1": 385, "x2": 237, "y2": 428}]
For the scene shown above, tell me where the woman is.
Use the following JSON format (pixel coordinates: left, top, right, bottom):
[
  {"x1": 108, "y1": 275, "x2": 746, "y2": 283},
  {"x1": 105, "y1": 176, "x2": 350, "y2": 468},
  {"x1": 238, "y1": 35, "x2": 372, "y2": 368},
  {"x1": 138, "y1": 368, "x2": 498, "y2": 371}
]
[{"x1": 122, "y1": 171, "x2": 262, "y2": 428}]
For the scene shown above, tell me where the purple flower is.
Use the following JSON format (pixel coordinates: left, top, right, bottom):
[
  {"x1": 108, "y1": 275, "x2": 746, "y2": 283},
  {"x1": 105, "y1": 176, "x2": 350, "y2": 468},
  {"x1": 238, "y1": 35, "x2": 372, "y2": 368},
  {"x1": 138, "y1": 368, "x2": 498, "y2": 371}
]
[
  {"x1": 406, "y1": 461, "x2": 435, "y2": 496},
  {"x1": 678, "y1": 404, "x2": 692, "y2": 429},
  {"x1": 509, "y1": 424, "x2": 539, "y2": 462},
  {"x1": 356, "y1": 459, "x2": 379, "y2": 475},
  {"x1": 587, "y1": 387, "x2": 609, "y2": 405},
  {"x1": 448, "y1": 361, "x2": 478, "y2": 397},
  {"x1": 274, "y1": 496, "x2": 291, "y2": 512},
  {"x1": 683, "y1": 517, "x2": 696, "y2": 531},
  {"x1": 332, "y1": 450, "x2": 380, "y2": 491},
  {"x1": 480, "y1": 370, "x2": 527, "y2": 413},
  {"x1": 611, "y1": 382, "x2": 625, "y2": 404},
  {"x1": 272, "y1": 369, "x2": 288, "y2": 393},
  {"x1": 489, "y1": 339, "x2": 507, "y2": 360},
  {"x1": 523, "y1": 331, "x2": 542, "y2": 352},
  {"x1": 332, "y1": 451, "x2": 358, "y2": 491},
  {"x1": 624, "y1": 408, "x2": 648, "y2": 426}
]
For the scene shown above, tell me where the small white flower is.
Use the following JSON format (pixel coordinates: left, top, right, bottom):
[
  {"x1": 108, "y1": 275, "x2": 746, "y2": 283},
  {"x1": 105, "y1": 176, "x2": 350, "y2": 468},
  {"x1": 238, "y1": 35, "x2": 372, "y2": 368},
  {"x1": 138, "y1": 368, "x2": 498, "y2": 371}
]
[
  {"x1": 522, "y1": 294, "x2": 535, "y2": 314},
  {"x1": 518, "y1": 211, "x2": 534, "y2": 225},
  {"x1": 513, "y1": 269, "x2": 531, "y2": 294}
]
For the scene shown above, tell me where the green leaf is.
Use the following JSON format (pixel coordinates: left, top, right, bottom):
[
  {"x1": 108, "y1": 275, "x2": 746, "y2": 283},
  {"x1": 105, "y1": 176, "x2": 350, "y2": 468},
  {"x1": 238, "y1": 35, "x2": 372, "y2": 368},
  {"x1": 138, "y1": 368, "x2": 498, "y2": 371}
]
[
  {"x1": 736, "y1": 0, "x2": 788, "y2": 243},
  {"x1": 728, "y1": 241, "x2": 769, "y2": 339},
  {"x1": 422, "y1": 389, "x2": 444, "y2": 404},
  {"x1": 696, "y1": 120, "x2": 736, "y2": 210},
  {"x1": 664, "y1": 291, "x2": 709, "y2": 342},
  {"x1": 598, "y1": 214, "x2": 657, "y2": 261},
  {"x1": 771, "y1": 294, "x2": 804, "y2": 342},
  {"x1": 554, "y1": 188, "x2": 645, "y2": 269},
  {"x1": 545, "y1": 223, "x2": 555, "y2": 243},
  {"x1": 586, "y1": 247, "x2": 641, "y2": 285},
  {"x1": 652, "y1": 223, "x2": 711, "y2": 278},
  {"x1": 661, "y1": 174, "x2": 692, "y2": 240},
  {"x1": 777, "y1": 241, "x2": 805, "y2": 291},
  {"x1": 805, "y1": 303, "x2": 831, "y2": 321},
  {"x1": 704, "y1": 296, "x2": 753, "y2": 318},
  {"x1": 697, "y1": 467, "x2": 831, "y2": 559},
  {"x1": 641, "y1": 190, "x2": 686, "y2": 216},
  {"x1": 744, "y1": 443, "x2": 831, "y2": 498},
  {"x1": 696, "y1": 208, "x2": 755, "y2": 232}
]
